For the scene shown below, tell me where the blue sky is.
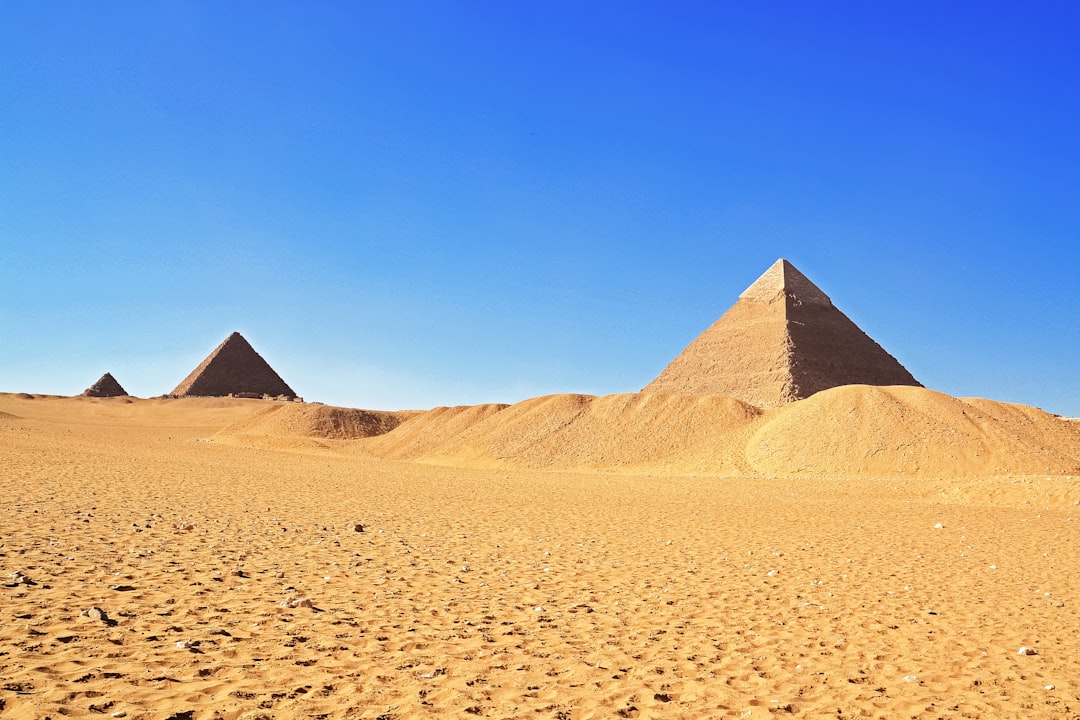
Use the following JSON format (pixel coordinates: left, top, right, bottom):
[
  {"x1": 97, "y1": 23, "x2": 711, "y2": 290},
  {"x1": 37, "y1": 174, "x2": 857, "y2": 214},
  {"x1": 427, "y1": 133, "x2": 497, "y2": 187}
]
[{"x1": 2, "y1": 2, "x2": 1078, "y2": 415}]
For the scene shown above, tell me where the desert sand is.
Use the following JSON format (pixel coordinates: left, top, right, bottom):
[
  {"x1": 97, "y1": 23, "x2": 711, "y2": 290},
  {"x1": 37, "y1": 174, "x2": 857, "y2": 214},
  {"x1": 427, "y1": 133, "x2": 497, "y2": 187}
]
[{"x1": 2, "y1": 390, "x2": 1079, "y2": 719}]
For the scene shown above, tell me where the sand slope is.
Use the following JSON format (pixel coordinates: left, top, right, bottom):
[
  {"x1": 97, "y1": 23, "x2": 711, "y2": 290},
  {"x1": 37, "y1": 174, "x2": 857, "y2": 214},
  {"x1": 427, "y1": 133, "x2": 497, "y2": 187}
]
[
  {"x1": 747, "y1": 385, "x2": 1080, "y2": 478},
  {"x1": 357, "y1": 386, "x2": 1080, "y2": 479},
  {"x1": 365, "y1": 393, "x2": 763, "y2": 475},
  {"x1": 215, "y1": 403, "x2": 416, "y2": 452},
  {"x1": 362, "y1": 403, "x2": 510, "y2": 460}
]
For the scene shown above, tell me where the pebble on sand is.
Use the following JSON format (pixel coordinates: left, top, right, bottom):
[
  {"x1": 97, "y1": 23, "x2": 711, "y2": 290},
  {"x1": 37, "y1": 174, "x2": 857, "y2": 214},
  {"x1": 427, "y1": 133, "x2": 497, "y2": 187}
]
[
  {"x1": 7, "y1": 571, "x2": 35, "y2": 586},
  {"x1": 280, "y1": 597, "x2": 314, "y2": 608},
  {"x1": 1018, "y1": 646, "x2": 1039, "y2": 656},
  {"x1": 81, "y1": 606, "x2": 110, "y2": 622}
]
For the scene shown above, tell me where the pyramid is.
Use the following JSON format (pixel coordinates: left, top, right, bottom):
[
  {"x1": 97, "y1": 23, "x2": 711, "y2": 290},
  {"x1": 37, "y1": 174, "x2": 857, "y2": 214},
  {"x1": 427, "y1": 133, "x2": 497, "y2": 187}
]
[
  {"x1": 82, "y1": 372, "x2": 128, "y2": 398},
  {"x1": 170, "y1": 332, "x2": 297, "y2": 399},
  {"x1": 643, "y1": 259, "x2": 921, "y2": 406}
]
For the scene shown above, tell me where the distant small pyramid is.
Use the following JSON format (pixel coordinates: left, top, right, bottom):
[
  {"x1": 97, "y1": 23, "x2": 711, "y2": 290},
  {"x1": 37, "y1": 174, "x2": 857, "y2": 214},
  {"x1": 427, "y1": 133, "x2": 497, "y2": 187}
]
[
  {"x1": 82, "y1": 372, "x2": 129, "y2": 398},
  {"x1": 171, "y1": 332, "x2": 296, "y2": 399},
  {"x1": 643, "y1": 259, "x2": 921, "y2": 406}
]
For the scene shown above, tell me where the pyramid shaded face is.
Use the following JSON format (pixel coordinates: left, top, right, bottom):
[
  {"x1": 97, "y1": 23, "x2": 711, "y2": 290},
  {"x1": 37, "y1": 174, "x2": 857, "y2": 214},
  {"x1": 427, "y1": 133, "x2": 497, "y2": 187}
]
[
  {"x1": 171, "y1": 332, "x2": 296, "y2": 399},
  {"x1": 82, "y1": 372, "x2": 128, "y2": 398},
  {"x1": 643, "y1": 259, "x2": 921, "y2": 406}
]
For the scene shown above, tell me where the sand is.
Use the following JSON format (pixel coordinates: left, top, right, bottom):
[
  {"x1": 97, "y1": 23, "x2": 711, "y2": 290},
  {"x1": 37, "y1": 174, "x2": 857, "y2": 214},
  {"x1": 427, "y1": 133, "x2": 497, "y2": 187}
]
[{"x1": 2, "y1": 391, "x2": 1079, "y2": 719}]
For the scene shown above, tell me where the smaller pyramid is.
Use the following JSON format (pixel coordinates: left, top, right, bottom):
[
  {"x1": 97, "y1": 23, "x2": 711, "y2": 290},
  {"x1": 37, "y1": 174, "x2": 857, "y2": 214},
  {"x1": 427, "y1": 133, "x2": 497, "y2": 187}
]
[
  {"x1": 171, "y1": 332, "x2": 296, "y2": 399},
  {"x1": 83, "y1": 372, "x2": 128, "y2": 398}
]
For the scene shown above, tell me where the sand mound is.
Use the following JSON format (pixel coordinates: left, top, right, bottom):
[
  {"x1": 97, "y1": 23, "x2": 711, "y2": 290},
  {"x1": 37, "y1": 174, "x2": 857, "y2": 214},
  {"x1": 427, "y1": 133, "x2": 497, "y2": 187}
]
[
  {"x1": 746, "y1": 385, "x2": 1080, "y2": 478},
  {"x1": 362, "y1": 403, "x2": 509, "y2": 459},
  {"x1": 0, "y1": 410, "x2": 19, "y2": 420},
  {"x1": 362, "y1": 387, "x2": 1079, "y2": 478},
  {"x1": 366, "y1": 393, "x2": 763, "y2": 472},
  {"x1": 218, "y1": 403, "x2": 414, "y2": 442}
]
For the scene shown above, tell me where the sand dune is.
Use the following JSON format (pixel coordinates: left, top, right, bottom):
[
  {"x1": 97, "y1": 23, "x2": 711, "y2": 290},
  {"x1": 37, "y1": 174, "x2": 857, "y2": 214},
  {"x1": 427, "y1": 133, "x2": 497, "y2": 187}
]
[
  {"x1": 363, "y1": 393, "x2": 762, "y2": 474},
  {"x1": 217, "y1": 402, "x2": 415, "y2": 442},
  {"x1": 362, "y1": 403, "x2": 510, "y2": 460},
  {"x1": 746, "y1": 385, "x2": 1080, "y2": 479},
  {"x1": 357, "y1": 386, "x2": 1080, "y2": 479},
  {"x1": 2, "y1": 390, "x2": 1079, "y2": 719}
]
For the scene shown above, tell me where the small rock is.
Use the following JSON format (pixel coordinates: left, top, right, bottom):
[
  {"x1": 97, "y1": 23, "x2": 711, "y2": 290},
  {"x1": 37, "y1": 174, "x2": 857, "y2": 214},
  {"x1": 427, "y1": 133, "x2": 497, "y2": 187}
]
[
  {"x1": 934, "y1": 523, "x2": 944, "y2": 529},
  {"x1": 1018, "y1": 646, "x2": 1039, "y2": 656},
  {"x1": 280, "y1": 597, "x2": 314, "y2": 609},
  {"x1": 352, "y1": 523, "x2": 365, "y2": 532},
  {"x1": 82, "y1": 607, "x2": 110, "y2": 622},
  {"x1": 1045, "y1": 684, "x2": 1055, "y2": 690}
]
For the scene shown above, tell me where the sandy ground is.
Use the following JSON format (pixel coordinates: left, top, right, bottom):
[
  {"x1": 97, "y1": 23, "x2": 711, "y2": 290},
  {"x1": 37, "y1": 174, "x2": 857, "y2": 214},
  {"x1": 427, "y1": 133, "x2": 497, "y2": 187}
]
[{"x1": 2, "y1": 393, "x2": 1079, "y2": 719}]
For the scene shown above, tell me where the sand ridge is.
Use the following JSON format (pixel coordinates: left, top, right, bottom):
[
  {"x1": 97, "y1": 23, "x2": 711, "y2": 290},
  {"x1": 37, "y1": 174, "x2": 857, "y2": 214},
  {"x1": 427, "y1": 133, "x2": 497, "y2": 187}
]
[
  {"x1": 351, "y1": 386, "x2": 1080, "y2": 481},
  {"x1": 745, "y1": 385, "x2": 1080, "y2": 479},
  {"x1": 215, "y1": 403, "x2": 418, "y2": 453}
]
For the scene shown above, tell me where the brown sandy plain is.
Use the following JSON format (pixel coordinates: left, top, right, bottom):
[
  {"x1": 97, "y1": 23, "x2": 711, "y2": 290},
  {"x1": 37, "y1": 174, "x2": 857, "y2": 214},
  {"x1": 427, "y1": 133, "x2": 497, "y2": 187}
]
[{"x1": 2, "y1": 390, "x2": 1080, "y2": 720}]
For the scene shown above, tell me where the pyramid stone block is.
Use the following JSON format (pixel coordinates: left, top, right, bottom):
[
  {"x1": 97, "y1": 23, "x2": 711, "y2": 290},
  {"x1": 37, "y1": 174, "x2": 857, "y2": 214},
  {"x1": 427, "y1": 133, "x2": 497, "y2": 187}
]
[{"x1": 644, "y1": 259, "x2": 921, "y2": 406}]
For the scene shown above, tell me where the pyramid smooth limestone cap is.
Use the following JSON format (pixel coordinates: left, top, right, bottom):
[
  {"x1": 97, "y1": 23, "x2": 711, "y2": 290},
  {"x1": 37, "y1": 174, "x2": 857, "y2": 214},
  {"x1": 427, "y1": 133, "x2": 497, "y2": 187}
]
[{"x1": 739, "y1": 258, "x2": 832, "y2": 307}]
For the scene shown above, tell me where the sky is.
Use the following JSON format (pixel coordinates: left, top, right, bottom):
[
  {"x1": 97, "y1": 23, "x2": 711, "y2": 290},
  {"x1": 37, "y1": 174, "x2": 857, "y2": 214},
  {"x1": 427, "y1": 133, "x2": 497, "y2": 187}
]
[{"x1": 2, "y1": 2, "x2": 1078, "y2": 415}]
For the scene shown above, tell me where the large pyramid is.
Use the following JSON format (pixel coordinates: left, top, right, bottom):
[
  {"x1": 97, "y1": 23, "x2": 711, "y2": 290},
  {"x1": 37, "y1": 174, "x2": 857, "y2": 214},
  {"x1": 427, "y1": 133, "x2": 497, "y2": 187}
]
[
  {"x1": 643, "y1": 259, "x2": 921, "y2": 406},
  {"x1": 171, "y1": 332, "x2": 297, "y2": 399},
  {"x1": 82, "y1": 372, "x2": 128, "y2": 398}
]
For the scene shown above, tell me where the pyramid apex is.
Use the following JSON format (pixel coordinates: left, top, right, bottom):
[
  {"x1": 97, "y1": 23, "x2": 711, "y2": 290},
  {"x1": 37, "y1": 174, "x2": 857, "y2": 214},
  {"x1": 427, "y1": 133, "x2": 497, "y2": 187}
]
[{"x1": 739, "y1": 258, "x2": 831, "y2": 306}]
